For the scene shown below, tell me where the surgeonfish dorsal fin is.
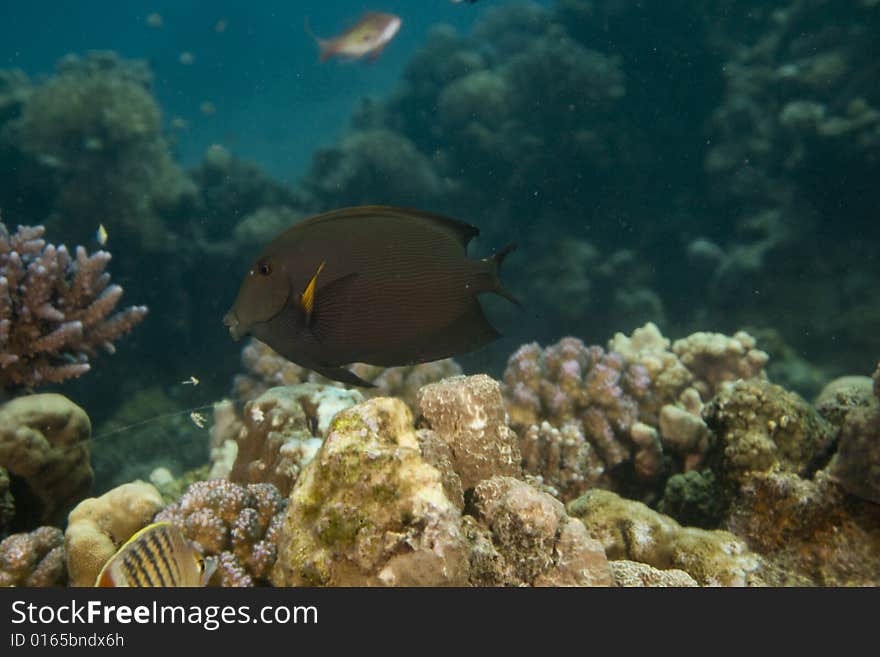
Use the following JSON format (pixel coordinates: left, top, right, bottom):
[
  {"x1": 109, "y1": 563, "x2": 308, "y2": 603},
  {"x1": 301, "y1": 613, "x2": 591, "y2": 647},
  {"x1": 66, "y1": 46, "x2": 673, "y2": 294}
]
[{"x1": 300, "y1": 261, "x2": 326, "y2": 321}]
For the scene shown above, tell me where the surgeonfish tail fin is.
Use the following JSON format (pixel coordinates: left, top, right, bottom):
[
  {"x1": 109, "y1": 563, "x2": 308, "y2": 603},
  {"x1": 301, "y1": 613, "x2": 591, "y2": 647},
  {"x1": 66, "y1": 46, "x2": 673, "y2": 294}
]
[{"x1": 486, "y1": 241, "x2": 522, "y2": 308}]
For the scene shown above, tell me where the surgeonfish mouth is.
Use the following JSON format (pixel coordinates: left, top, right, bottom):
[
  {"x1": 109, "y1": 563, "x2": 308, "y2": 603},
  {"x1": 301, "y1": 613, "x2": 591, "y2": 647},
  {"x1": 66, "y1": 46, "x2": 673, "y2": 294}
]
[{"x1": 95, "y1": 522, "x2": 214, "y2": 587}]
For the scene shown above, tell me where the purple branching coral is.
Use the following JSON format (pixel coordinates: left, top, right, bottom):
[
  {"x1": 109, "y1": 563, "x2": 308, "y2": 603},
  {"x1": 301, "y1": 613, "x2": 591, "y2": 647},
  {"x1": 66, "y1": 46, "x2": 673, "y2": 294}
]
[
  {"x1": 0, "y1": 221, "x2": 147, "y2": 391},
  {"x1": 503, "y1": 324, "x2": 769, "y2": 502},
  {"x1": 504, "y1": 337, "x2": 661, "y2": 492},
  {"x1": 154, "y1": 480, "x2": 286, "y2": 587}
]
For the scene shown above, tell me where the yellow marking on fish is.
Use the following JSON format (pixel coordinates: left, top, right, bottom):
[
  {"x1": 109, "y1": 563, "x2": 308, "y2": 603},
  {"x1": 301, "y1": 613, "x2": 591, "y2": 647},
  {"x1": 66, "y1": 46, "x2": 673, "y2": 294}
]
[
  {"x1": 95, "y1": 522, "x2": 214, "y2": 587},
  {"x1": 190, "y1": 411, "x2": 207, "y2": 428},
  {"x1": 96, "y1": 224, "x2": 108, "y2": 246},
  {"x1": 300, "y1": 261, "x2": 326, "y2": 317}
]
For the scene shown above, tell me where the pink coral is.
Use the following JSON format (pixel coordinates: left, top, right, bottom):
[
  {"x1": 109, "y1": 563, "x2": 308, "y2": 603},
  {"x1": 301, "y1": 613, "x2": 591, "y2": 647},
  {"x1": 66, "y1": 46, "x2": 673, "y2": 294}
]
[
  {"x1": 0, "y1": 526, "x2": 66, "y2": 587},
  {"x1": 504, "y1": 337, "x2": 660, "y2": 488},
  {"x1": 0, "y1": 221, "x2": 147, "y2": 391},
  {"x1": 154, "y1": 480, "x2": 285, "y2": 587}
]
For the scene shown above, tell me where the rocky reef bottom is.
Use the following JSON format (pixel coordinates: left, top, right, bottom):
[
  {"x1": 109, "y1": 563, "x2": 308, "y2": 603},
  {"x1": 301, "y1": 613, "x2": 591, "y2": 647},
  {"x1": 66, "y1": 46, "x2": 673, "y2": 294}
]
[{"x1": 2, "y1": 351, "x2": 879, "y2": 587}]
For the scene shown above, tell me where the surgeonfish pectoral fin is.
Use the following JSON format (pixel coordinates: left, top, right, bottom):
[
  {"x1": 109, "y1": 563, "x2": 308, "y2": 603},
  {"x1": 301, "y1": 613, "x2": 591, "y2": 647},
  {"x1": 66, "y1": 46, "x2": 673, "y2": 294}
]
[
  {"x1": 201, "y1": 555, "x2": 218, "y2": 586},
  {"x1": 300, "y1": 261, "x2": 326, "y2": 322},
  {"x1": 311, "y1": 364, "x2": 377, "y2": 388}
]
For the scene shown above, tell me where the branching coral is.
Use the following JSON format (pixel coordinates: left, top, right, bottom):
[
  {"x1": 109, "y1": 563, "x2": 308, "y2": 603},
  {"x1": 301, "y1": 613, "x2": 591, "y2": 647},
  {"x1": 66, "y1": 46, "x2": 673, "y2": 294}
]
[
  {"x1": 0, "y1": 526, "x2": 66, "y2": 587},
  {"x1": 154, "y1": 480, "x2": 286, "y2": 587},
  {"x1": 0, "y1": 221, "x2": 147, "y2": 391},
  {"x1": 503, "y1": 323, "x2": 769, "y2": 500}
]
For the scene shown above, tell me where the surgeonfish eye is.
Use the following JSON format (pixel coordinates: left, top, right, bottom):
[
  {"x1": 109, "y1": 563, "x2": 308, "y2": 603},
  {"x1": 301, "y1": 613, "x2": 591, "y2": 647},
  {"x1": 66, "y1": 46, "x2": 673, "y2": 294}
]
[{"x1": 258, "y1": 261, "x2": 272, "y2": 276}]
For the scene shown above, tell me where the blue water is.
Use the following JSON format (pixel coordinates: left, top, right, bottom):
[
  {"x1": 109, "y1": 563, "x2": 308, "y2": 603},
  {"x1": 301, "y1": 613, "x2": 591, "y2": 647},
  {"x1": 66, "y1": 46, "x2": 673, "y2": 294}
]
[{"x1": 2, "y1": 1, "x2": 545, "y2": 181}]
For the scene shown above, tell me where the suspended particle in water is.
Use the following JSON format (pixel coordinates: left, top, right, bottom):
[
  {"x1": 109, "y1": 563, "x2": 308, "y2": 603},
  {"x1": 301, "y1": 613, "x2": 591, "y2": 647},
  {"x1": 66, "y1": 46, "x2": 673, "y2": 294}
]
[
  {"x1": 190, "y1": 411, "x2": 208, "y2": 429},
  {"x1": 200, "y1": 101, "x2": 216, "y2": 116},
  {"x1": 179, "y1": 51, "x2": 195, "y2": 65},
  {"x1": 147, "y1": 13, "x2": 163, "y2": 28}
]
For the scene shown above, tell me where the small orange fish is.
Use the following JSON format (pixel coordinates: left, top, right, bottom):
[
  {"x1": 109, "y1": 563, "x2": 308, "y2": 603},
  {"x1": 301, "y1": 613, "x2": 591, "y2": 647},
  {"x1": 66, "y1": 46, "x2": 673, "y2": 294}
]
[{"x1": 305, "y1": 12, "x2": 402, "y2": 63}]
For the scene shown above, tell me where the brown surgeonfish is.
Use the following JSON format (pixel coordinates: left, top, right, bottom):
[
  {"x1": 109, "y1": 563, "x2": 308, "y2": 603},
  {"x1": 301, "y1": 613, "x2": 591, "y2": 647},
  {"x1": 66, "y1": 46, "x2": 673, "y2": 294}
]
[
  {"x1": 95, "y1": 522, "x2": 216, "y2": 587},
  {"x1": 223, "y1": 205, "x2": 519, "y2": 387}
]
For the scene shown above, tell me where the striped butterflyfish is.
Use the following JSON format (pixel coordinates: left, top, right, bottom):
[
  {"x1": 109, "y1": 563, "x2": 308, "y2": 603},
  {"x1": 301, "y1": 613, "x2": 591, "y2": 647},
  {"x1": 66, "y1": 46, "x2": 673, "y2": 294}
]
[{"x1": 95, "y1": 522, "x2": 216, "y2": 587}]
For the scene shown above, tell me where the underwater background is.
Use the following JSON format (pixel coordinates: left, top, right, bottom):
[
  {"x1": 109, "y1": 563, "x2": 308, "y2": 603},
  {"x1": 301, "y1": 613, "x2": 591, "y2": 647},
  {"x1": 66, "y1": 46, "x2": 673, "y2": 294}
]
[{"x1": 1, "y1": 1, "x2": 878, "y2": 587}]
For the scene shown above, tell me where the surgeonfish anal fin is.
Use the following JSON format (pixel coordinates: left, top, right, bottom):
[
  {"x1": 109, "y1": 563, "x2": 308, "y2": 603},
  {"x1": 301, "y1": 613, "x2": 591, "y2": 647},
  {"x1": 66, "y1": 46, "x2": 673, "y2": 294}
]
[{"x1": 311, "y1": 363, "x2": 377, "y2": 388}]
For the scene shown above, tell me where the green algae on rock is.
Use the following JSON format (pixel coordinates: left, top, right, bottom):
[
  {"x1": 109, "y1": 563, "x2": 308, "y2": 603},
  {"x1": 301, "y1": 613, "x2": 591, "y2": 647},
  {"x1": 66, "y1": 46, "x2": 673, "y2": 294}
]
[
  {"x1": 703, "y1": 378, "x2": 835, "y2": 490},
  {"x1": 568, "y1": 489, "x2": 766, "y2": 586},
  {"x1": 271, "y1": 397, "x2": 470, "y2": 586}
]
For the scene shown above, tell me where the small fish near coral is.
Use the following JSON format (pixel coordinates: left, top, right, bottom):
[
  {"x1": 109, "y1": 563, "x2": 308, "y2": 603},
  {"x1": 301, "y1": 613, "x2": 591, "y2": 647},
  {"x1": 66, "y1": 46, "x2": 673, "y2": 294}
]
[
  {"x1": 224, "y1": 205, "x2": 519, "y2": 387},
  {"x1": 95, "y1": 522, "x2": 216, "y2": 587},
  {"x1": 304, "y1": 12, "x2": 402, "y2": 62}
]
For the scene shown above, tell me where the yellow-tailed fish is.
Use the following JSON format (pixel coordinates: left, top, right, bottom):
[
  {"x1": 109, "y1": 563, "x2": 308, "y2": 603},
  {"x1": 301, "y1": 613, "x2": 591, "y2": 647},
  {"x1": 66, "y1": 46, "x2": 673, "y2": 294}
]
[
  {"x1": 95, "y1": 522, "x2": 216, "y2": 587},
  {"x1": 96, "y1": 224, "x2": 108, "y2": 246},
  {"x1": 305, "y1": 13, "x2": 402, "y2": 63}
]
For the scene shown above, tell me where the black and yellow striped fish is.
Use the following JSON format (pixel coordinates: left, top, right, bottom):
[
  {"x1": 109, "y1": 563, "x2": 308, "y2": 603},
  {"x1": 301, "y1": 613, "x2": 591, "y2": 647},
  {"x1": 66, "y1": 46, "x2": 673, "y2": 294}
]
[{"x1": 95, "y1": 522, "x2": 216, "y2": 587}]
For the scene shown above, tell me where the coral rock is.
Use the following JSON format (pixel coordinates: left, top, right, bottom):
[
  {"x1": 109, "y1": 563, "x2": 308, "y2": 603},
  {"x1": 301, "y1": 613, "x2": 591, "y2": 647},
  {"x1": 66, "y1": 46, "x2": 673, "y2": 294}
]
[
  {"x1": 828, "y1": 401, "x2": 880, "y2": 504},
  {"x1": 568, "y1": 489, "x2": 765, "y2": 586},
  {"x1": 271, "y1": 398, "x2": 469, "y2": 586},
  {"x1": 703, "y1": 378, "x2": 835, "y2": 488},
  {"x1": 64, "y1": 481, "x2": 163, "y2": 587},
  {"x1": 610, "y1": 560, "x2": 698, "y2": 587},
  {"x1": 727, "y1": 471, "x2": 880, "y2": 586},
  {"x1": 672, "y1": 330, "x2": 768, "y2": 399},
  {"x1": 518, "y1": 421, "x2": 604, "y2": 501},
  {"x1": 0, "y1": 393, "x2": 92, "y2": 529},
  {"x1": 814, "y1": 375, "x2": 875, "y2": 426},
  {"x1": 417, "y1": 374, "x2": 522, "y2": 490},
  {"x1": 469, "y1": 476, "x2": 613, "y2": 587},
  {"x1": 0, "y1": 526, "x2": 66, "y2": 587},
  {"x1": 230, "y1": 384, "x2": 363, "y2": 496}
]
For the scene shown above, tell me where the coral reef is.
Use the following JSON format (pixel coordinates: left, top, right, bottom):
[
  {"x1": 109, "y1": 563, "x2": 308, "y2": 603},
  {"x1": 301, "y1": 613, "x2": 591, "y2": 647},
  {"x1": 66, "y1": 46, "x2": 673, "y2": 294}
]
[
  {"x1": 64, "y1": 481, "x2": 163, "y2": 587},
  {"x1": 233, "y1": 337, "x2": 461, "y2": 409},
  {"x1": 230, "y1": 384, "x2": 363, "y2": 496},
  {"x1": 814, "y1": 375, "x2": 875, "y2": 426},
  {"x1": 0, "y1": 221, "x2": 147, "y2": 391},
  {"x1": 610, "y1": 560, "x2": 698, "y2": 588},
  {"x1": 272, "y1": 397, "x2": 469, "y2": 586},
  {"x1": 0, "y1": 526, "x2": 66, "y2": 587},
  {"x1": 5, "y1": 51, "x2": 195, "y2": 251},
  {"x1": 568, "y1": 489, "x2": 766, "y2": 586},
  {"x1": 466, "y1": 476, "x2": 613, "y2": 587},
  {"x1": 416, "y1": 375, "x2": 521, "y2": 491},
  {"x1": 155, "y1": 480, "x2": 287, "y2": 587},
  {"x1": 703, "y1": 378, "x2": 835, "y2": 493},
  {"x1": 724, "y1": 470, "x2": 880, "y2": 586},
  {"x1": 827, "y1": 392, "x2": 880, "y2": 505},
  {"x1": 0, "y1": 393, "x2": 92, "y2": 530},
  {"x1": 0, "y1": 467, "x2": 13, "y2": 535},
  {"x1": 502, "y1": 323, "x2": 768, "y2": 500}
]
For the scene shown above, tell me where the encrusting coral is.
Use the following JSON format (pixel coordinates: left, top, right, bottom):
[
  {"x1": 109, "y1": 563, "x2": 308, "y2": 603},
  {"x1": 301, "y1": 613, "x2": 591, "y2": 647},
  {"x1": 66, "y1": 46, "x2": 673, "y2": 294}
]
[
  {"x1": 64, "y1": 481, "x2": 164, "y2": 587},
  {"x1": 0, "y1": 220, "x2": 147, "y2": 391},
  {"x1": 0, "y1": 393, "x2": 92, "y2": 530},
  {"x1": 154, "y1": 479, "x2": 287, "y2": 587},
  {"x1": 0, "y1": 526, "x2": 66, "y2": 587}
]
